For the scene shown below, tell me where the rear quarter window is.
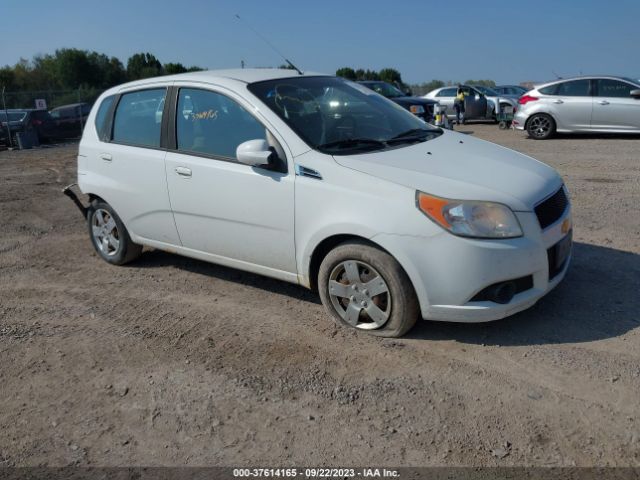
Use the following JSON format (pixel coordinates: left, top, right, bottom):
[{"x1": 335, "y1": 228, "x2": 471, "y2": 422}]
[
  {"x1": 538, "y1": 84, "x2": 558, "y2": 95},
  {"x1": 95, "y1": 96, "x2": 115, "y2": 141},
  {"x1": 112, "y1": 88, "x2": 167, "y2": 147}
]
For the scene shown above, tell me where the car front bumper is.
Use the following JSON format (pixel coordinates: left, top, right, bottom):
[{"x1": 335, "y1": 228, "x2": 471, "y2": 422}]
[{"x1": 373, "y1": 207, "x2": 572, "y2": 323}]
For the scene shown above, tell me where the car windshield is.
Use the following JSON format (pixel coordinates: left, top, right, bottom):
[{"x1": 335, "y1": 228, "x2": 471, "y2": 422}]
[
  {"x1": 474, "y1": 86, "x2": 498, "y2": 96},
  {"x1": 362, "y1": 82, "x2": 405, "y2": 98},
  {"x1": 0, "y1": 112, "x2": 27, "y2": 122},
  {"x1": 248, "y1": 76, "x2": 441, "y2": 154},
  {"x1": 621, "y1": 77, "x2": 640, "y2": 87}
]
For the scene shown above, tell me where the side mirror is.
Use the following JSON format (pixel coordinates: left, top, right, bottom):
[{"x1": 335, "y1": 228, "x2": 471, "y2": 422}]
[
  {"x1": 630, "y1": 89, "x2": 640, "y2": 98},
  {"x1": 404, "y1": 89, "x2": 413, "y2": 96},
  {"x1": 236, "y1": 139, "x2": 273, "y2": 167}
]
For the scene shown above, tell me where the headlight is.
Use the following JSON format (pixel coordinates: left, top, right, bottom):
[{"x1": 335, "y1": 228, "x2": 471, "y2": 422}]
[
  {"x1": 416, "y1": 191, "x2": 523, "y2": 238},
  {"x1": 409, "y1": 105, "x2": 425, "y2": 114}
]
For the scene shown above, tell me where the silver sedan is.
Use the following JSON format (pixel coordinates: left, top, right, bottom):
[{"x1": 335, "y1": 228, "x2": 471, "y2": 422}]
[
  {"x1": 513, "y1": 76, "x2": 640, "y2": 139},
  {"x1": 424, "y1": 85, "x2": 518, "y2": 121}
]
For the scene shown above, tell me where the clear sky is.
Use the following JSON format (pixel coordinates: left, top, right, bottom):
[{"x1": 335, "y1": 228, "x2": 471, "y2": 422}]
[{"x1": 1, "y1": 0, "x2": 638, "y2": 85}]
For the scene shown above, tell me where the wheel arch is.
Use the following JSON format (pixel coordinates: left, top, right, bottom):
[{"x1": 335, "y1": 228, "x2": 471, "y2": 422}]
[
  {"x1": 307, "y1": 234, "x2": 397, "y2": 292},
  {"x1": 524, "y1": 110, "x2": 558, "y2": 131}
]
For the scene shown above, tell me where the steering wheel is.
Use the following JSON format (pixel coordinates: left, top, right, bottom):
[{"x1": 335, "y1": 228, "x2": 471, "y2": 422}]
[{"x1": 274, "y1": 84, "x2": 326, "y2": 143}]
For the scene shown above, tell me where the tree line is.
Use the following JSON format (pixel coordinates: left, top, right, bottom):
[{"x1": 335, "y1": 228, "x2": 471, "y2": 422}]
[{"x1": 0, "y1": 49, "x2": 203, "y2": 93}]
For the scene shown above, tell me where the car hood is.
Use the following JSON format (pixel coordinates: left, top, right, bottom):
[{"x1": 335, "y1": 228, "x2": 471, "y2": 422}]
[{"x1": 333, "y1": 130, "x2": 562, "y2": 211}]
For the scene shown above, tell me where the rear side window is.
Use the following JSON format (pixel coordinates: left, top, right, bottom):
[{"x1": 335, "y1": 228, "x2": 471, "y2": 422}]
[
  {"x1": 176, "y1": 88, "x2": 266, "y2": 159},
  {"x1": 112, "y1": 89, "x2": 166, "y2": 147},
  {"x1": 538, "y1": 84, "x2": 558, "y2": 95},
  {"x1": 437, "y1": 88, "x2": 457, "y2": 97},
  {"x1": 555, "y1": 80, "x2": 591, "y2": 97},
  {"x1": 95, "y1": 96, "x2": 115, "y2": 141},
  {"x1": 596, "y1": 79, "x2": 634, "y2": 98}
]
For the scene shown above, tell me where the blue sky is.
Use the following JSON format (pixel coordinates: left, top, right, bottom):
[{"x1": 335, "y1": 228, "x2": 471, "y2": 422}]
[{"x1": 1, "y1": 0, "x2": 638, "y2": 85}]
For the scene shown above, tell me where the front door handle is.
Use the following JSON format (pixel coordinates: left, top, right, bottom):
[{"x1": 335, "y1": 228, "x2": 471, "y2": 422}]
[
  {"x1": 598, "y1": 100, "x2": 610, "y2": 105},
  {"x1": 175, "y1": 166, "x2": 192, "y2": 177},
  {"x1": 99, "y1": 153, "x2": 112, "y2": 162},
  {"x1": 553, "y1": 99, "x2": 564, "y2": 104}
]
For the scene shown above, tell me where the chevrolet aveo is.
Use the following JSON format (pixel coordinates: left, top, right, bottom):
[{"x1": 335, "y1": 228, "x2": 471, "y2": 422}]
[{"x1": 66, "y1": 69, "x2": 572, "y2": 337}]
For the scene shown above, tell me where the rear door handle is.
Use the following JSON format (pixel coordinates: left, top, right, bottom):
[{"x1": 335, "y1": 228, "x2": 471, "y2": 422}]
[
  {"x1": 598, "y1": 100, "x2": 610, "y2": 105},
  {"x1": 99, "y1": 153, "x2": 112, "y2": 162},
  {"x1": 553, "y1": 99, "x2": 564, "y2": 104},
  {"x1": 175, "y1": 166, "x2": 192, "y2": 177}
]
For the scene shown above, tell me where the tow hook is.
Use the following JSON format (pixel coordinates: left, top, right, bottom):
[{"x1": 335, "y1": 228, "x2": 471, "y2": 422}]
[{"x1": 62, "y1": 183, "x2": 88, "y2": 217}]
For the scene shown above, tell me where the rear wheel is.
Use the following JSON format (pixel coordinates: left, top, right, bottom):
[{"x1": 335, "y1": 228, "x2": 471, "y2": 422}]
[
  {"x1": 318, "y1": 241, "x2": 418, "y2": 337},
  {"x1": 527, "y1": 113, "x2": 555, "y2": 140},
  {"x1": 87, "y1": 200, "x2": 142, "y2": 265}
]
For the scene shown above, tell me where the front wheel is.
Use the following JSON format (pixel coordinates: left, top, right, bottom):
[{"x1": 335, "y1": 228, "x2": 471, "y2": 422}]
[
  {"x1": 87, "y1": 200, "x2": 142, "y2": 265},
  {"x1": 318, "y1": 241, "x2": 419, "y2": 337},
  {"x1": 527, "y1": 113, "x2": 555, "y2": 140}
]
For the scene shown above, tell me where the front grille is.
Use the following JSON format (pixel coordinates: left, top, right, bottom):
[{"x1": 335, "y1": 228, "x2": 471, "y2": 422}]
[{"x1": 535, "y1": 186, "x2": 568, "y2": 229}]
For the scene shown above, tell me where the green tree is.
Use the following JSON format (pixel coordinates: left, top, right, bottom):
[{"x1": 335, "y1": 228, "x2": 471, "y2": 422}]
[
  {"x1": 127, "y1": 53, "x2": 163, "y2": 80},
  {"x1": 335, "y1": 67, "x2": 357, "y2": 80},
  {"x1": 164, "y1": 62, "x2": 188, "y2": 74},
  {"x1": 378, "y1": 68, "x2": 402, "y2": 85}
]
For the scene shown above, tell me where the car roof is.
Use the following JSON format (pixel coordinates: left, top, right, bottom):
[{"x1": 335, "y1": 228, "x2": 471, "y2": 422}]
[
  {"x1": 535, "y1": 75, "x2": 640, "y2": 88},
  {"x1": 50, "y1": 102, "x2": 89, "y2": 110},
  {"x1": 114, "y1": 68, "x2": 328, "y2": 90}
]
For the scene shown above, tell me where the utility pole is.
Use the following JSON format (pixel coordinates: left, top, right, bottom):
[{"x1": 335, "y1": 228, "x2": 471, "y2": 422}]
[{"x1": 2, "y1": 86, "x2": 13, "y2": 149}]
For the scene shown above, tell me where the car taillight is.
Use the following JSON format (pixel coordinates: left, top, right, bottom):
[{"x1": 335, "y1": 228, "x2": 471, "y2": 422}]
[{"x1": 518, "y1": 95, "x2": 538, "y2": 105}]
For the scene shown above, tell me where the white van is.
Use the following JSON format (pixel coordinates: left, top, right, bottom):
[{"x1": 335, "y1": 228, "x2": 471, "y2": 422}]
[{"x1": 66, "y1": 69, "x2": 572, "y2": 337}]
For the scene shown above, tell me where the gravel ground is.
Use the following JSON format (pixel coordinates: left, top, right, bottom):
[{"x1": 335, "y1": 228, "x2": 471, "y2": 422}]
[{"x1": 0, "y1": 126, "x2": 639, "y2": 468}]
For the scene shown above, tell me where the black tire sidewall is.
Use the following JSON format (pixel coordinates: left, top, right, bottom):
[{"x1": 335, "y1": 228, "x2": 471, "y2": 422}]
[
  {"x1": 527, "y1": 113, "x2": 555, "y2": 140},
  {"x1": 87, "y1": 201, "x2": 140, "y2": 265},
  {"x1": 318, "y1": 241, "x2": 419, "y2": 337}
]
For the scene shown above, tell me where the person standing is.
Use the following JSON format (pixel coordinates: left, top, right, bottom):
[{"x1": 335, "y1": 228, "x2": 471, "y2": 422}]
[{"x1": 454, "y1": 86, "x2": 466, "y2": 125}]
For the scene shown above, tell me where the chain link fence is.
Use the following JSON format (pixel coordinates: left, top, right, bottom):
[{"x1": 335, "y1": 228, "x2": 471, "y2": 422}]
[
  {"x1": 1, "y1": 88, "x2": 105, "y2": 149},
  {"x1": 1, "y1": 88, "x2": 103, "y2": 111}
]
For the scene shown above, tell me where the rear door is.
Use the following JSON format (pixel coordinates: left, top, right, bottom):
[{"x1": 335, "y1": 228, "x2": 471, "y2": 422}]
[
  {"x1": 464, "y1": 88, "x2": 488, "y2": 119},
  {"x1": 434, "y1": 87, "x2": 457, "y2": 116},
  {"x1": 87, "y1": 87, "x2": 181, "y2": 245},
  {"x1": 545, "y1": 79, "x2": 593, "y2": 130},
  {"x1": 591, "y1": 78, "x2": 640, "y2": 131}
]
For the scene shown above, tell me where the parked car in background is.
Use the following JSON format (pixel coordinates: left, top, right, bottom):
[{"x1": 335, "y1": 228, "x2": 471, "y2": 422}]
[
  {"x1": 0, "y1": 109, "x2": 61, "y2": 145},
  {"x1": 67, "y1": 69, "x2": 571, "y2": 338},
  {"x1": 424, "y1": 85, "x2": 518, "y2": 121},
  {"x1": 49, "y1": 102, "x2": 91, "y2": 138},
  {"x1": 513, "y1": 76, "x2": 640, "y2": 139},
  {"x1": 494, "y1": 85, "x2": 528, "y2": 97},
  {"x1": 358, "y1": 81, "x2": 437, "y2": 123}
]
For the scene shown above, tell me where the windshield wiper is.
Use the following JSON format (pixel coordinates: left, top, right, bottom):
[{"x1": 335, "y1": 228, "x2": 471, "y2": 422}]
[
  {"x1": 386, "y1": 128, "x2": 436, "y2": 145},
  {"x1": 316, "y1": 138, "x2": 387, "y2": 152}
]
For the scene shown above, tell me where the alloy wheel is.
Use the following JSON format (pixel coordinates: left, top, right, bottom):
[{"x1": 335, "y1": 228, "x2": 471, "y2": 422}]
[
  {"x1": 91, "y1": 208, "x2": 120, "y2": 256},
  {"x1": 328, "y1": 260, "x2": 391, "y2": 330}
]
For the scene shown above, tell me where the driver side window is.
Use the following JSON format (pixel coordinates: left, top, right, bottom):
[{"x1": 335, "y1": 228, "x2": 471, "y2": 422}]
[{"x1": 176, "y1": 88, "x2": 267, "y2": 160}]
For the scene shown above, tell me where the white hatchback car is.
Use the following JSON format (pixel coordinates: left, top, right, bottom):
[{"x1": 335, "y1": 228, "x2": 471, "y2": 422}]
[{"x1": 66, "y1": 69, "x2": 572, "y2": 337}]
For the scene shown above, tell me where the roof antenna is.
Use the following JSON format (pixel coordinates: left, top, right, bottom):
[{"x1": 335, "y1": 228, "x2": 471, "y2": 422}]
[
  {"x1": 234, "y1": 14, "x2": 303, "y2": 75},
  {"x1": 552, "y1": 69, "x2": 562, "y2": 79}
]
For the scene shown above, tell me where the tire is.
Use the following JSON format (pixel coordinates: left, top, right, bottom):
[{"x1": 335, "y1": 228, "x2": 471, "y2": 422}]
[
  {"x1": 318, "y1": 240, "x2": 419, "y2": 337},
  {"x1": 526, "y1": 113, "x2": 555, "y2": 140},
  {"x1": 86, "y1": 200, "x2": 142, "y2": 265}
]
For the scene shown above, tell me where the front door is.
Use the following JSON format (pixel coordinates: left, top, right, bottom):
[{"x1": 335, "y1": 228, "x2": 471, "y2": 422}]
[
  {"x1": 592, "y1": 78, "x2": 640, "y2": 131},
  {"x1": 464, "y1": 89, "x2": 488, "y2": 119},
  {"x1": 164, "y1": 86, "x2": 296, "y2": 275}
]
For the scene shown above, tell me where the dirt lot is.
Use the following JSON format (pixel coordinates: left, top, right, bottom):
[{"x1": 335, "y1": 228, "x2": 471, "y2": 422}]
[{"x1": 0, "y1": 126, "x2": 639, "y2": 468}]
